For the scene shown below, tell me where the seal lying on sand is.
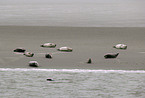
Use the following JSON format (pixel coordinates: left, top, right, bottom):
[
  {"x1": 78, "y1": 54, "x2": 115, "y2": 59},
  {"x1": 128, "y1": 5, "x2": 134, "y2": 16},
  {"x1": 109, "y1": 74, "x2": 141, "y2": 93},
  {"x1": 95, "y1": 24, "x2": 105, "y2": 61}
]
[
  {"x1": 104, "y1": 53, "x2": 119, "y2": 59},
  {"x1": 24, "y1": 52, "x2": 34, "y2": 57},
  {"x1": 45, "y1": 53, "x2": 52, "y2": 59},
  {"x1": 87, "y1": 58, "x2": 92, "y2": 64},
  {"x1": 13, "y1": 47, "x2": 26, "y2": 53},
  {"x1": 113, "y1": 44, "x2": 127, "y2": 50},
  {"x1": 57, "y1": 47, "x2": 73, "y2": 52},
  {"x1": 40, "y1": 43, "x2": 56, "y2": 48},
  {"x1": 29, "y1": 61, "x2": 39, "y2": 67}
]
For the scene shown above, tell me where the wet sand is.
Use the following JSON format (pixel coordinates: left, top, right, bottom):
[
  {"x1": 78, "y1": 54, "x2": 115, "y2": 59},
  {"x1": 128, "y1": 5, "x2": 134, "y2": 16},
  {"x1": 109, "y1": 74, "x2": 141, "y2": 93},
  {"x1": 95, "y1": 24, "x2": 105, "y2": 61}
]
[{"x1": 0, "y1": 26, "x2": 145, "y2": 70}]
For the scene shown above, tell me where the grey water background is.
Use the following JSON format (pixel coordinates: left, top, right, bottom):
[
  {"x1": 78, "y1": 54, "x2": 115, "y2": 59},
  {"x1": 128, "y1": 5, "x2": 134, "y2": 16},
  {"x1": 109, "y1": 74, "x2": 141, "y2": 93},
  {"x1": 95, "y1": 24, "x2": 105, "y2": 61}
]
[
  {"x1": 0, "y1": 69, "x2": 145, "y2": 98},
  {"x1": 0, "y1": 0, "x2": 145, "y2": 27}
]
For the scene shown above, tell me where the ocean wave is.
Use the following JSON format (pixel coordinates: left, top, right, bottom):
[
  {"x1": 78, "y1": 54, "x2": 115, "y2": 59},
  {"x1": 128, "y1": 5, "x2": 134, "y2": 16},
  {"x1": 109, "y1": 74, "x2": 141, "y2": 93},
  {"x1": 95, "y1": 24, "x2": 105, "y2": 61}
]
[{"x1": 0, "y1": 68, "x2": 145, "y2": 73}]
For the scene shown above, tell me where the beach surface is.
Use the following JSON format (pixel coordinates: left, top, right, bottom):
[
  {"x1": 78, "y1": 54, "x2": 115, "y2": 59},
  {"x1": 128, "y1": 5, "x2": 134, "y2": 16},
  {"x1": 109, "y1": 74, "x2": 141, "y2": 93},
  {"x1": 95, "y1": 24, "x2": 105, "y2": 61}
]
[{"x1": 0, "y1": 26, "x2": 145, "y2": 70}]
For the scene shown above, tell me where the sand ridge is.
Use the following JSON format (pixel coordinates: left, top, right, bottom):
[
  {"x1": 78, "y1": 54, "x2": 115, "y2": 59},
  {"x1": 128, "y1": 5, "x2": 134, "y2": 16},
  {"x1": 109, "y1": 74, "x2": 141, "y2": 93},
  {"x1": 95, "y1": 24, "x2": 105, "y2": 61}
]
[{"x1": 0, "y1": 26, "x2": 145, "y2": 70}]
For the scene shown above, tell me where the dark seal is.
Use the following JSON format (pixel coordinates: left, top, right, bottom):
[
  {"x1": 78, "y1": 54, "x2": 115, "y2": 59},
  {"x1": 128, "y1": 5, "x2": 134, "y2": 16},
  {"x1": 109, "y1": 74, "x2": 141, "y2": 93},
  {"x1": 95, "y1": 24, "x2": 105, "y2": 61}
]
[
  {"x1": 87, "y1": 58, "x2": 92, "y2": 64},
  {"x1": 45, "y1": 54, "x2": 52, "y2": 59},
  {"x1": 104, "y1": 53, "x2": 119, "y2": 59},
  {"x1": 46, "y1": 78, "x2": 54, "y2": 81},
  {"x1": 14, "y1": 47, "x2": 26, "y2": 53}
]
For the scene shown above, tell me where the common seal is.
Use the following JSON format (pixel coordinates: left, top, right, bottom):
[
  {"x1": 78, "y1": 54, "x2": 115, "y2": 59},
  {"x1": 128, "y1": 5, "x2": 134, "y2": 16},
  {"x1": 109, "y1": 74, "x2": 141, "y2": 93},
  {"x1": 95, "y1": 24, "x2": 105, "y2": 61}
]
[
  {"x1": 113, "y1": 44, "x2": 127, "y2": 49},
  {"x1": 14, "y1": 47, "x2": 26, "y2": 53},
  {"x1": 57, "y1": 47, "x2": 73, "y2": 52},
  {"x1": 87, "y1": 58, "x2": 92, "y2": 64},
  {"x1": 104, "y1": 53, "x2": 119, "y2": 59},
  {"x1": 24, "y1": 52, "x2": 34, "y2": 57},
  {"x1": 45, "y1": 53, "x2": 52, "y2": 59},
  {"x1": 41, "y1": 43, "x2": 56, "y2": 48},
  {"x1": 29, "y1": 61, "x2": 39, "y2": 67},
  {"x1": 46, "y1": 78, "x2": 54, "y2": 81}
]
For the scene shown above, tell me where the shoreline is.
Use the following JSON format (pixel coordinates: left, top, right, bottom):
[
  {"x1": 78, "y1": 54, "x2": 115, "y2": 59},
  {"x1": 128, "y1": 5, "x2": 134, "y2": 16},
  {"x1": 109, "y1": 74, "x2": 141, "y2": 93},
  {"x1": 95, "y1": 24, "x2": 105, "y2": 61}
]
[
  {"x1": 0, "y1": 26, "x2": 145, "y2": 70},
  {"x1": 1, "y1": 25, "x2": 145, "y2": 28},
  {"x1": 1, "y1": 68, "x2": 145, "y2": 72}
]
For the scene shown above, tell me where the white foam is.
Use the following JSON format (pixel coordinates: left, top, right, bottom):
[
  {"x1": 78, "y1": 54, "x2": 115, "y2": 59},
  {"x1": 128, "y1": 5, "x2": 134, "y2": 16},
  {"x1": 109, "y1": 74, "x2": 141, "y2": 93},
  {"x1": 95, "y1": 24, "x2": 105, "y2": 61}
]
[{"x1": 0, "y1": 68, "x2": 145, "y2": 73}]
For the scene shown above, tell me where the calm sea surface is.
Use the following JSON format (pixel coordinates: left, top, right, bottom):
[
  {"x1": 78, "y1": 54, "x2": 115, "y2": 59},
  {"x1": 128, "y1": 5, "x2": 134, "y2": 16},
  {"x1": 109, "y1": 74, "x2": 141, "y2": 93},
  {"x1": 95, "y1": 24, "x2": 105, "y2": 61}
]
[
  {"x1": 0, "y1": 69, "x2": 145, "y2": 98},
  {"x1": 0, "y1": 0, "x2": 145, "y2": 27}
]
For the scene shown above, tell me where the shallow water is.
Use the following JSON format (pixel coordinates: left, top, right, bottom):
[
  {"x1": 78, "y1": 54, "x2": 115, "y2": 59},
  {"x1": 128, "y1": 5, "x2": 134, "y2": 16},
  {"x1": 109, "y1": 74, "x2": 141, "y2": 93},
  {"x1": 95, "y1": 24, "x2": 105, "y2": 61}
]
[
  {"x1": 0, "y1": 0, "x2": 145, "y2": 27},
  {"x1": 0, "y1": 68, "x2": 145, "y2": 98}
]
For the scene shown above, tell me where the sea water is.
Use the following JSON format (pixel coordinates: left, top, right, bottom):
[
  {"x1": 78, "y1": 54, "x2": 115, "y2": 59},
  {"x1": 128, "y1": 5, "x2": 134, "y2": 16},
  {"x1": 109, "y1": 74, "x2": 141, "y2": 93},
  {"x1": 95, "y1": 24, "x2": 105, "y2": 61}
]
[
  {"x1": 0, "y1": 68, "x2": 145, "y2": 98},
  {"x1": 0, "y1": 0, "x2": 145, "y2": 27}
]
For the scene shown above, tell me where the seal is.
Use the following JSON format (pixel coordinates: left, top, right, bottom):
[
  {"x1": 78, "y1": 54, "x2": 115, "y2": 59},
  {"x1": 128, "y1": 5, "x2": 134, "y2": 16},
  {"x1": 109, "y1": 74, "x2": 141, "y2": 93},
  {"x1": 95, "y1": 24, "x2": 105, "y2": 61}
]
[
  {"x1": 45, "y1": 53, "x2": 52, "y2": 59},
  {"x1": 57, "y1": 47, "x2": 73, "y2": 52},
  {"x1": 40, "y1": 43, "x2": 56, "y2": 48},
  {"x1": 104, "y1": 53, "x2": 119, "y2": 59},
  {"x1": 46, "y1": 78, "x2": 54, "y2": 81},
  {"x1": 13, "y1": 47, "x2": 26, "y2": 53},
  {"x1": 113, "y1": 44, "x2": 127, "y2": 49},
  {"x1": 29, "y1": 61, "x2": 39, "y2": 67},
  {"x1": 87, "y1": 58, "x2": 92, "y2": 64},
  {"x1": 24, "y1": 52, "x2": 34, "y2": 57}
]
